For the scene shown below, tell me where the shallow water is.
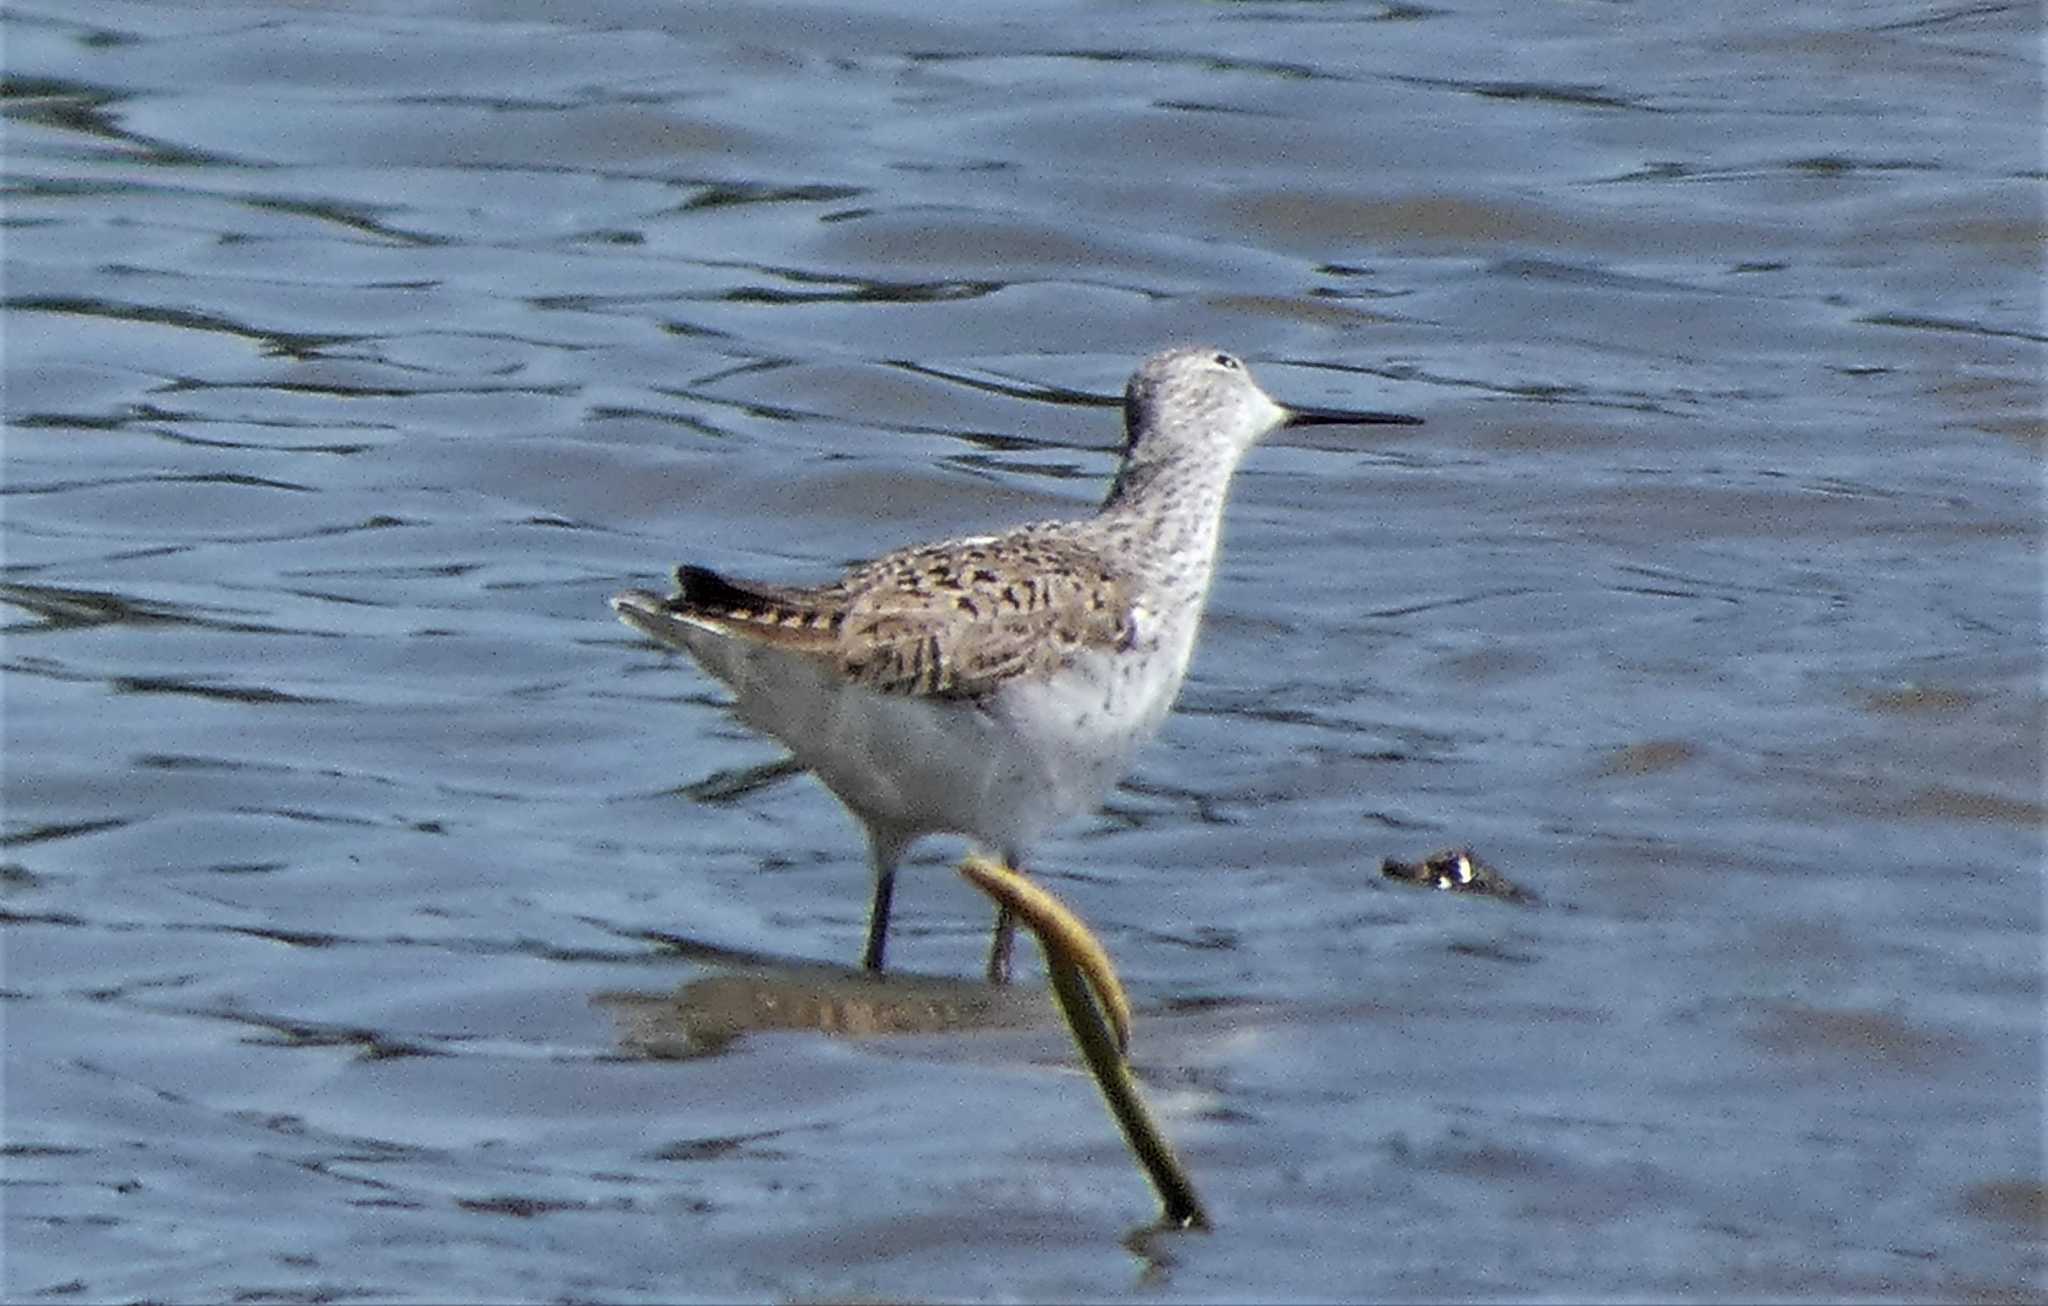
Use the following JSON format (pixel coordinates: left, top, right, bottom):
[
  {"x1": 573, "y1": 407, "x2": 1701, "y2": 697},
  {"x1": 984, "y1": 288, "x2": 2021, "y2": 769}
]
[{"x1": 5, "y1": 0, "x2": 2042, "y2": 1300}]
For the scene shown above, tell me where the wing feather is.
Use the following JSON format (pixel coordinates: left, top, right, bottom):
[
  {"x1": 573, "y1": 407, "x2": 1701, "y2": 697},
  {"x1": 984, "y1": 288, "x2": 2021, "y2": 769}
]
[{"x1": 834, "y1": 532, "x2": 1134, "y2": 697}]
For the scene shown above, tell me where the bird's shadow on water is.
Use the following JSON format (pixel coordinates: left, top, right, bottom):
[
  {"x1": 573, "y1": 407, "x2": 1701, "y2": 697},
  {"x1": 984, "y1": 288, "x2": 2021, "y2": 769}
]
[{"x1": 591, "y1": 932, "x2": 1051, "y2": 1059}]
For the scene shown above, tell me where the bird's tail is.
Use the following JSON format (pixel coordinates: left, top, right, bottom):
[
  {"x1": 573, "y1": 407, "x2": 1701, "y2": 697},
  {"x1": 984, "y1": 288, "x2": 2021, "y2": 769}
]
[{"x1": 611, "y1": 565, "x2": 842, "y2": 652}]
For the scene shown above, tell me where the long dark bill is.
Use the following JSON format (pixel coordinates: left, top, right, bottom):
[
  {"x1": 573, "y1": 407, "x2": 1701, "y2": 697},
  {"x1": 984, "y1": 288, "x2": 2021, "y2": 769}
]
[{"x1": 1284, "y1": 403, "x2": 1423, "y2": 428}]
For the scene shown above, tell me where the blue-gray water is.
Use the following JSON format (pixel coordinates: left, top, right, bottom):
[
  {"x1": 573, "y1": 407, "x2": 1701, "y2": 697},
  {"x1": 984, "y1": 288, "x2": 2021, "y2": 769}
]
[{"x1": 5, "y1": 1, "x2": 2041, "y2": 1301}]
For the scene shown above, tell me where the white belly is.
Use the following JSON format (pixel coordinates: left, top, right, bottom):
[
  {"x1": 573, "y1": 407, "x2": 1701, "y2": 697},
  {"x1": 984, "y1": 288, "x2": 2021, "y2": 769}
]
[{"x1": 675, "y1": 612, "x2": 1198, "y2": 860}]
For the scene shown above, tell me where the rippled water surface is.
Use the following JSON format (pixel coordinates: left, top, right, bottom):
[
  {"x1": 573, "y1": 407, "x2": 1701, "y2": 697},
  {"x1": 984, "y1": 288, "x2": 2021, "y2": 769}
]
[{"x1": 6, "y1": 1, "x2": 2042, "y2": 1301}]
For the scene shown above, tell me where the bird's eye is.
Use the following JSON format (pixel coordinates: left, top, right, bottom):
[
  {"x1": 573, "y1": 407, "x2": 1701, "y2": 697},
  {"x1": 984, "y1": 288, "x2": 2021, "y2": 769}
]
[{"x1": 1212, "y1": 352, "x2": 1239, "y2": 370}]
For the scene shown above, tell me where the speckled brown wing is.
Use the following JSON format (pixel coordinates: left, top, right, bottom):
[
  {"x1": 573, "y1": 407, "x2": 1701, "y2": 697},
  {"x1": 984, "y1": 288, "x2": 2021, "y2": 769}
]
[{"x1": 833, "y1": 532, "x2": 1135, "y2": 698}]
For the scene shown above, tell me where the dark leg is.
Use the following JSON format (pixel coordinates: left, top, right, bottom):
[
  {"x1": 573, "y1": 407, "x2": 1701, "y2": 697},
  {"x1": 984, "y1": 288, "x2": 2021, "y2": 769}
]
[
  {"x1": 985, "y1": 903, "x2": 1017, "y2": 985},
  {"x1": 861, "y1": 832, "x2": 913, "y2": 974},
  {"x1": 984, "y1": 847, "x2": 1026, "y2": 984},
  {"x1": 862, "y1": 864, "x2": 896, "y2": 972}
]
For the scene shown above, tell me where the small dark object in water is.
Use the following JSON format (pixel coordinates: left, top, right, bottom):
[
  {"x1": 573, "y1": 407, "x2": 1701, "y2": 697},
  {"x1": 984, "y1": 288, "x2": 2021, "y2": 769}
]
[{"x1": 1381, "y1": 847, "x2": 1535, "y2": 905}]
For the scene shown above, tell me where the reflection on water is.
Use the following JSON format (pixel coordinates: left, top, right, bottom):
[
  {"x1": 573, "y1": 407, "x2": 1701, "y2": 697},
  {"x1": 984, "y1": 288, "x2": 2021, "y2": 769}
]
[
  {"x1": 5, "y1": 0, "x2": 2040, "y2": 1300},
  {"x1": 600, "y1": 968, "x2": 1047, "y2": 1060}
]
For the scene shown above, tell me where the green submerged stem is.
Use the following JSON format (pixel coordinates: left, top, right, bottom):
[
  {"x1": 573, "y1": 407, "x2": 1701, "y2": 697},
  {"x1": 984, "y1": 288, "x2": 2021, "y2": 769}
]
[{"x1": 958, "y1": 855, "x2": 1209, "y2": 1231}]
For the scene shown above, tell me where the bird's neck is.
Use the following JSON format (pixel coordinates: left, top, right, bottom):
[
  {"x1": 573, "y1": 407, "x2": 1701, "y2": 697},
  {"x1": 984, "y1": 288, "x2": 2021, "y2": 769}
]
[{"x1": 1098, "y1": 446, "x2": 1243, "y2": 595}]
